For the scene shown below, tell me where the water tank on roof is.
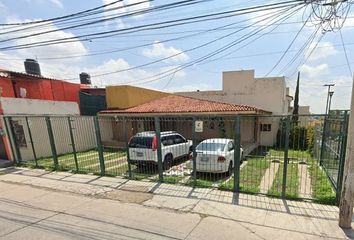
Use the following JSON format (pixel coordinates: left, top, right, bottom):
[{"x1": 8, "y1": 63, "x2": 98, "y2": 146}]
[
  {"x1": 80, "y1": 72, "x2": 91, "y2": 85},
  {"x1": 24, "y1": 59, "x2": 41, "y2": 76}
]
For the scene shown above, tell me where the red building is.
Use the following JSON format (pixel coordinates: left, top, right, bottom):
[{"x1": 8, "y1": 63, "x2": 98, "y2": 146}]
[{"x1": 0, "y1": 69, "x2": 82, "y2": 103}]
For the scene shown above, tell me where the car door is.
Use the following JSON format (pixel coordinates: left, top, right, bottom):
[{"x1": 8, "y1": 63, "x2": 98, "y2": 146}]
[{"x1": 173, "y1": 134, "x2": 189, "y2": 158}]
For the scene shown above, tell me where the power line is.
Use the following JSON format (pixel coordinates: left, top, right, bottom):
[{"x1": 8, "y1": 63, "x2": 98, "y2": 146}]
[
  {"x1": 122, "y1": 5, "x2": 304, "y2": 86},
  {"x1": 339, "y1": 28, "x2": 353, "y2": 76},
  {"x1": 0, "y1": 0, "x2": 304, "y2": 51}
]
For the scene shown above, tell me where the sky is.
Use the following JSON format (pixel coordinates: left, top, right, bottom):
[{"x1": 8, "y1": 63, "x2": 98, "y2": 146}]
[{"x1": 0, "y1": 0, "x2": 353, "y2": 113}]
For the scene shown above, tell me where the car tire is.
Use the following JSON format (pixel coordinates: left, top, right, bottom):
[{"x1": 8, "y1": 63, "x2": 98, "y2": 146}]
[
  {"x1": 227, "y1": 161, "x2": 233, "y2": 176},
  {"x1": 163, "y1": 154, "x2": 173, "y2": 170},
  {"x1": 240, "y1": 153, "x2": 244, "y2": 164}
]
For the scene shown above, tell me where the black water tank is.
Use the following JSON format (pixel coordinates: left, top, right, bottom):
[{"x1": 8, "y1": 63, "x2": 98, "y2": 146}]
[
  {"x1": 79, "y1": 72, "x2": 91, "y2": 85},
  {"x1": 24, "y1": 59, "x2": 41, "y2": 76}
]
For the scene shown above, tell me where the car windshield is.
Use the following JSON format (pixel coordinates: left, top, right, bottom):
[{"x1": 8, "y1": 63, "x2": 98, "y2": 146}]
[
  {"x1": 129, "y1": 136, "x2": 153, "y2": 148},
  {"x1": 196, "y1": 142, "x2": 226, "y2": 152}
]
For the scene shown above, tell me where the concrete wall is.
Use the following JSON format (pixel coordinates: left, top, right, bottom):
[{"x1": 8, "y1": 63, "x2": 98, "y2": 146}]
[
  {"x1": 0, "y1": 97, "x2": 80, "y2": 115},
  {"x1": 298, "y1": 106, "x2": 311, "y2": 127},
  {"x1": 106, "y1": 85, "x2": 170, "y2": 110},
  {"x1": 12, "y1": 116, "x2": 98, "y2": 161},
  {"x1": 176, "y1": 70, "x2": 289, "y2": 115}
]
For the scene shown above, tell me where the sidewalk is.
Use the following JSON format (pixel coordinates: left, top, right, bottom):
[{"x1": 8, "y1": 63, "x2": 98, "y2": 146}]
[{"x1": 0, "y1": 167, "x2": 353, "y2": 239}]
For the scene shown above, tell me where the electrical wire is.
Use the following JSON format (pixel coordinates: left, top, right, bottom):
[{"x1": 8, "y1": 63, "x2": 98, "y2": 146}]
[
  {"x1": 0, "y1": 0, "x2": 304, "y2": 51},
  {"x1": 339, "y1": 28, "x2": 353, "y2": 76}
]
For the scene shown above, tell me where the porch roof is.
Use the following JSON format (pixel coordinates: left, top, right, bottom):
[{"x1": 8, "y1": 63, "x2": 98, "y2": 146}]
[{"x1": 99, "y1": 95, "x2": 271, "y2": 115}]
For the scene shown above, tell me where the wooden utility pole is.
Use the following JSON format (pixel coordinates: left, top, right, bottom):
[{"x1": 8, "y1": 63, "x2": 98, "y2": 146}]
[{"x1": 339, "y1": 75, "x2": 354, "y2": 228}]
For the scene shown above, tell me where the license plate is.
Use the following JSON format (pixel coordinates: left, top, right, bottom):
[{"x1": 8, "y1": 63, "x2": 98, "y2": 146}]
[
  {"x1": 136, "y1": 152, "x2": 143, "y2": 157},
  {"x1": 200, "y1": 156, "x2": 209, "y2": 162}
]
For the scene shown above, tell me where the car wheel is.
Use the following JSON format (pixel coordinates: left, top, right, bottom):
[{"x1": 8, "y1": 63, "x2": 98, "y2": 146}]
[
  {"x1": 227, "y1": 161, "x2": 233, "y2": 176},
  {"x1": 163, "y1": 154, "x2": 173, "y2": 170},
  {"x1": 240, "y1": 153, "x2": 244, "y2": 164}
]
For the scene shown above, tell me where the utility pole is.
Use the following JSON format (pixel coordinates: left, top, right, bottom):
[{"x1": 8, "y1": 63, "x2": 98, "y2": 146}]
[
  {"x1": 324, "y1": 84, "x2": 335, "y2": 115},
  {"x1": 328, "y1": 91, "x2": 334, "y2": 115},
  {"x1": 339, "y1": 75, "x2": 354, "y2": 228}
]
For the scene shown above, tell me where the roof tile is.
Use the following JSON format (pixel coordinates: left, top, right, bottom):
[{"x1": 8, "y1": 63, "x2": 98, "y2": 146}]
[{"x1": 100, "y1": 95, "x2": 270, "y2": 114}]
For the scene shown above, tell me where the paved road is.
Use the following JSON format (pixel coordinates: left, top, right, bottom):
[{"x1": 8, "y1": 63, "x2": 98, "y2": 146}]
[{"x1": 0, "y1": 167, "x2": 353, "y2": 240}]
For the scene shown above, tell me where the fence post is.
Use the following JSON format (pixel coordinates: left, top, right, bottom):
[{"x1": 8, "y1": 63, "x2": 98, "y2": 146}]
[
  {"x1": 67, "y1": 116, "x2": 79, "y2": 172},
  {"x1": 320, "y1": 115, "x2": 328, "y2": 166},
  {"x1": 154, "y1": 117, "x2": 163, "y2": 182},
  {"x1": 336, "y1": 111, "x2": 349, "y2": 203},
  {"x1": 282, "y1": 116, "x2": 290, "y2": 198},
  {"x1": 192, "y1": 117, "x2": 197, "y2": 187},
  {"x1": 25, "y1": 117, "x2": 37, "y2": 167},
  {"x1": 123, "y1": 117, "x2": 132, "y2": 179},
  {"x1": 45, "y1": 116, "x2": 58, "y2": 169},
  {"x1": 4, "y1": 117, "x2": 20, "y2": 164},
  {"x1": 233, "y1": 116, "x2": 241, "y2": 192},
  {"x1": 93, "y1": 116, "x2": 105, "y2": 176}
]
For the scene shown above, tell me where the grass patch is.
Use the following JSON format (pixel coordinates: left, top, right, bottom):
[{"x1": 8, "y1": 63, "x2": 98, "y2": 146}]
[
  {"x1": 268, "y1": 162, "x2": 299, "y2": 199},
  {"x1": 185, "y1": 178, "x2": 213, "y2": 188},
  {"x1": 163, "y1": 175, "x2": 185, "y2": 184},
  {"x1": 219, "y1": 158, "x2": 270, "y2": 193},
  {"x1": 20, "y1": 150, "x2": 126, "y2": 173},
  {"x1": 308, "y1": 159, "x2": 336, "y2": 205},
  {"x1": 268, "y1": 149, "x2": 311, "y2": 160}
]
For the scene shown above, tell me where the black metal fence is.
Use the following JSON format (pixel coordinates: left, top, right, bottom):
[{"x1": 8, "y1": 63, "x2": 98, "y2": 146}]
[{"x1": 4, "y1": 113, "x2": 348, "y2": 205}]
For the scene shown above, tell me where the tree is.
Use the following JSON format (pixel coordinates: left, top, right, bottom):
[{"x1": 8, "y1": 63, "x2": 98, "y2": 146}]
[{"x1": 292, "y1": 72, "x2": 300, "y2": 124}]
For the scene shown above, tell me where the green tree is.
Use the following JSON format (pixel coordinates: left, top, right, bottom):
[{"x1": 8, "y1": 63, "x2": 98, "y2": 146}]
[{"x1": 292, "y1": 72, "x2": 300, "y2": 124}]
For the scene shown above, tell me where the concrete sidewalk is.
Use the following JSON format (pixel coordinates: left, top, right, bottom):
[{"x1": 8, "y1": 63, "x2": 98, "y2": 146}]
[{"x1": 0, "y1": 167, "x2": 353, "y2": 239}]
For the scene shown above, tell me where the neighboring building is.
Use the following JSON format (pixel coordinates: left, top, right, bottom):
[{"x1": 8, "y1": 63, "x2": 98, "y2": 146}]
[
  {"x1": 1, "y1": 97, "x2": 84, "y2": 161},
  {"x1": 0, "y1": 69, "x2": 82, "y2": 103},
  {"x1": 298, "y1": 106, "x2": 311, "y2": 126},
  {"x1": 79, "y1": 88, "x2": 107, "y2": 116},
  {"x1": 106, "y1": 85, "x2": 170, "y2": 109},
  {"x1": 99, "y1": 95, "x2": 272, "y2": 154},
  {"x1": 176, "y1": 70, "x2": 291, "y2": 115},
  {"x1": 0, "y1": 60, "x2": 102, "y2": 161}
]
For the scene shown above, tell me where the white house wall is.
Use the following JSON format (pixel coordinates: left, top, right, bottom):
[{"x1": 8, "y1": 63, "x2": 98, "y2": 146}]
[
  {"x1": 0, "y1": 97, "x2": 80, "y2": 115},
  {"x1": 13, "y1": 116, "x2": 98, "y2": 161}
]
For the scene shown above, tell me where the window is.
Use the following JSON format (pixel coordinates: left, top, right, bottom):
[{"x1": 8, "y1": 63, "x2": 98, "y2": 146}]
[
  {"x1": 173, "y1": 135, "x2": 186, "y2": 144},
  {"x1": 161, "y1": 136, "x2": 174, "y2": 146},
  {"x1": 196, "y1": 143, "x2": 226, "y2": 152},
  {"x1": 260, "y1": 124, "x2": 272, "y2": 132}
]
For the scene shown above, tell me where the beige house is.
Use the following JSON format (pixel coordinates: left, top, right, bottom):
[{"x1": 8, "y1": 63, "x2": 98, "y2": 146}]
[
  {"x1": 99, "y1": 95, "x2": 271, "y2": 155},
  {"x1": 176, "y1": 70, "x2": 291, "y2": 115},
  {"x1": 175, "y1": 70, "x2": 302, "y2": 146}
]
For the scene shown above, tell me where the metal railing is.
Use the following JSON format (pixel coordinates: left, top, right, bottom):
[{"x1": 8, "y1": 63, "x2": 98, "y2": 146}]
[{"x1": 3, "y1": 113, "x2": 348, "y2": 205}]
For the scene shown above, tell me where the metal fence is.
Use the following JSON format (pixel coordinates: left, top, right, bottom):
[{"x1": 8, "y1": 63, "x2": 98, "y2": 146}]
[{"x1": 4, "y1": 113, "x2": 348, "y2": 205}]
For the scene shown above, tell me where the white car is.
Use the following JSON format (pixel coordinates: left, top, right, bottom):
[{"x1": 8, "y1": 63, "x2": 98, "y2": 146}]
[
  {"x1": 128, "y1": 131, "x2": 192, "y2": 170},
  {"x1": 194, "y1": 138, "x2": 243, "y2": 175}
]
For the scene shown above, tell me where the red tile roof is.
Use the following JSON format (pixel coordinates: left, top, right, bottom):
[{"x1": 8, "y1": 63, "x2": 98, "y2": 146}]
[{"x1": 100, "y1": 95, "x2": 270, "y2": 115}]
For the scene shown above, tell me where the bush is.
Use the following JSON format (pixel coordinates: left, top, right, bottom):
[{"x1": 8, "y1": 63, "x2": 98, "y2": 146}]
[
  {"x1": 276, "y1": 119, "x2": 308, "y2": 150},
  {"x1": 307, "y1": 126, "x2": 315, "y2": 156}
]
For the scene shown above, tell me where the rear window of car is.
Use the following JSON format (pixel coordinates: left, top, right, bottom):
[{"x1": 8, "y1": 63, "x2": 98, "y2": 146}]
[
  {"x1": 196, "y1": 143, "x2": 226, "y2": 152},
  {"x1": 129, "y1": 136, "x2": 153, "y2": 149}
]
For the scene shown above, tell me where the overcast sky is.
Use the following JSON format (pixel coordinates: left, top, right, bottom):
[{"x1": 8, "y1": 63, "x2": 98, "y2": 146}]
[{"x1": 0, "y1": 0, "x2": 353, "y2": 113}]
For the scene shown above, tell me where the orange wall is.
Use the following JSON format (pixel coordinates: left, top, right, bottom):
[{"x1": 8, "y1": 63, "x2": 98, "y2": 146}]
[
  {"x1": 0, "y1": 75, "x2": 80, "y2": 103},
  {"x1": 0, "y1": 77, "x2": 15, "y2": 97}
]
